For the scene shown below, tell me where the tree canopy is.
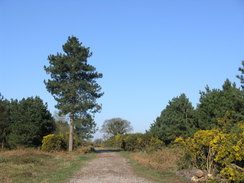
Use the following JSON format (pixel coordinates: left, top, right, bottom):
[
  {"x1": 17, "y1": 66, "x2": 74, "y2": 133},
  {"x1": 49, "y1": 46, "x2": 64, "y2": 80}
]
[
  {"x1": 44, "y1": 36, "x2": 103, "y2": 151},
  {"x1": 74, "y1": 116, "x2": 97, "y2": 140},
  {"x1": 0, "y1": 94, "x2": 9, "y2": 149},
  {"x1": 101, "y1": 118, "x2": 133, "y2": 137},
  {"x1": 196, "y1": 79, "x2": 244, "y2": 130},
  {"x1": 8, "y1": 97, "x2": 55, "y2": 148},
  {"x1": 150, "y1": 94, "x2": 197, "y2": 144},
  {"x1": 237, "y1": 60, "x2": 244, "y2": 90}
]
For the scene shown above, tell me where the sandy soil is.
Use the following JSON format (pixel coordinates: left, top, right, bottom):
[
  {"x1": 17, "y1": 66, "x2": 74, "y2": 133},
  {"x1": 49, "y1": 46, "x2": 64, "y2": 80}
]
[{"x1": 68, "y1": 149, "x2": 154, "y2": 183}]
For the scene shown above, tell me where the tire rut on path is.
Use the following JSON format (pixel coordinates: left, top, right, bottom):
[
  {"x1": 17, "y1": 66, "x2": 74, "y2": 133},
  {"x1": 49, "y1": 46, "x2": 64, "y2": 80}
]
[{"x1": 68, "y1": 150, "x2": 154, "y2": 183}]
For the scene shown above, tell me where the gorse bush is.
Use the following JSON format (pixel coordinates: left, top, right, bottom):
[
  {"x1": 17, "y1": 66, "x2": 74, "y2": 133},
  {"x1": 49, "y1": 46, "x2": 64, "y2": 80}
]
[
  {"x1": 76, "y1": 145, "x2": 95, "y2": 154},
  {"x1": 175, "y1": 112, "x2": 244, "y2": 182},
  {"x1": 41, "y1": 134, "x2": 67, "y2": 152},
  {"x1": 122, "y1": 133, "x2": 164, "y2": 152},
  {"x1": 102, "y1": 133, "x2": 164, "y2": 152},
  {"x1": 42, "y1": 133, "x2": 88, "y2": 152}
]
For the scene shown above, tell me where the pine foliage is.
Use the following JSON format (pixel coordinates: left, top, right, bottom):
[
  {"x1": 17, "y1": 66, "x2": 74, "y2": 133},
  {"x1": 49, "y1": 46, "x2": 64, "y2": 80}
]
[{"x1": 150, "y1": 94, "x2": 196, "y2": 144}]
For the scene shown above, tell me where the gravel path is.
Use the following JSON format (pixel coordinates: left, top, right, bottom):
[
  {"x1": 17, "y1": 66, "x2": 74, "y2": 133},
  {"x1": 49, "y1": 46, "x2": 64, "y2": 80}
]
[{"x1": 68, "y1": 149, "x2": 154, "y2": 183}]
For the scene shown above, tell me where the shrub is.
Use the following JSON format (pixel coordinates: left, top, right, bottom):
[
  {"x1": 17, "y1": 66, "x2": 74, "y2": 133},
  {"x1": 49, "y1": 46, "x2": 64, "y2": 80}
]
[
  {"x1": 102, "y1": 133, "x2": 164, "y2": 152},
  {"x1": 175, "y1": 117, "x2": 244, "y2": 182},
  {"x1": 76, "y1": 145, "x2": 95, "y2": 154},
  {"x1": 41, "y1": 134, "x2": 67, "y2": 152},
  {"x1": 101, "y1": 134, "x2": 126, "y2": 148},
  {"x1": 122, "y1": 133, "x2": 164, "y2": 152}
]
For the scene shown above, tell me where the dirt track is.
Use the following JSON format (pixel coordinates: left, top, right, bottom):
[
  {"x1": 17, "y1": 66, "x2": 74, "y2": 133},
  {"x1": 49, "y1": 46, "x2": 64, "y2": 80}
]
[{"x1": 68, "y1": 149, "x2": 154, "y2": 183}]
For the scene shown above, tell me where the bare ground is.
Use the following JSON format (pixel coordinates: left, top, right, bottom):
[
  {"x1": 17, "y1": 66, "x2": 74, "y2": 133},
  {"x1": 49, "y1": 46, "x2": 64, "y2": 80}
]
[{"x1": 68, "y1": 149, "x2": 154, "y2": 183}]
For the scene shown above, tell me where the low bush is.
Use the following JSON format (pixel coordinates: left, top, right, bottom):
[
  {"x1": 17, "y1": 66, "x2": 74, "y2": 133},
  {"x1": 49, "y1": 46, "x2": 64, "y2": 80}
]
[
  {"x1": 102, "y1": 133, "x2": 164, "y2": 152},
  {"x1": 41, "y1": 134, "x2": 67, "y2": 152},
  {"x1": 76, "y1": 145, "x2": 95, "y2": 154}
]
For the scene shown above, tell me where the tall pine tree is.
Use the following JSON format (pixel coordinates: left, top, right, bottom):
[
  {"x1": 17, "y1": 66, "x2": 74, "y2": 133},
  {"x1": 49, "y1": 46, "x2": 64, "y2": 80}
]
[{"x1": 44, "y1": 36, "x2": 103, "y2": 151}]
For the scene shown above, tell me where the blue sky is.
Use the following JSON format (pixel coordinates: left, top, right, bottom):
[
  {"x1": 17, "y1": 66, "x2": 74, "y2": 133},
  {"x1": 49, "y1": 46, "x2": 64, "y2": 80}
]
[{"x1": 1, "y1": 0, "x2": 244, "y2": 139}]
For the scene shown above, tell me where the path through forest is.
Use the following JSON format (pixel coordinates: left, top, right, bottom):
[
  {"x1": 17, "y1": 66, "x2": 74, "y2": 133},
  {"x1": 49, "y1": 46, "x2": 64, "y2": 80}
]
[{"x1": 68, "y1": 149, "x2": 154, "y2": 183}]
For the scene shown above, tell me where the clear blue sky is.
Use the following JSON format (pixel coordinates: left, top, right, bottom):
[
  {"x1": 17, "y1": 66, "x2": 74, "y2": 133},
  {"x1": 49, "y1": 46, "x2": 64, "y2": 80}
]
[{"x1": 1, "y1": 0, "x2": 244, "y2": 139}]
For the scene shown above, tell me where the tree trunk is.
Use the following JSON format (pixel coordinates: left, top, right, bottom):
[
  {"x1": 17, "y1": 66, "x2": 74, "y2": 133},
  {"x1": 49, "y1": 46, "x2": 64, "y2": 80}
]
[{"x1": 69, "y1": 114, "x2": 74, "y2": 152}]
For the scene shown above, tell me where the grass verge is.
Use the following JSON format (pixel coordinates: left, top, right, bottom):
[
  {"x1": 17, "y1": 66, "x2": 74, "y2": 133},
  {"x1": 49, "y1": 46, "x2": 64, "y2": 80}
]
[
  {"x1": 119, "y1": 150, "x2": 189, "y2": 183},
  {"x1": 0, "y1": 148, "x2": 96, "y2": 183}
]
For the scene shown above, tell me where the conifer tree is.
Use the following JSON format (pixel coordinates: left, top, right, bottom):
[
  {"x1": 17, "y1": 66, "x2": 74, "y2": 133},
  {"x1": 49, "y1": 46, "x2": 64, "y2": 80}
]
[
  {"x1": 8, "y1": 97, "x2": 55, "y2": 148},
  {"x1": 0, "y1": 93, "x2": 9, "y2": 149},
  {"x1": 196, "y1": 79, "x2": 244, "y2": 129},
  {"x1": 237, "y1": 60, "x2": 244, "y2": 89},
  {"x1": 150, "y1": 94, "x2": 196, "y2": 144},
  {"x1": 44, "y1": 36, "x2": 103, "y2": 151}
]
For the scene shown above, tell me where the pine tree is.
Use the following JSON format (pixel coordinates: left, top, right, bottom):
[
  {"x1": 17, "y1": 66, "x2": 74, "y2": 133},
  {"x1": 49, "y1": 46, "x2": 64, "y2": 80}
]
[
  {"x1": 237, "y1": 60, "x2": 244, "y2": 89},
  {"x1": 44, "y1": 36, "x2": 103, "y2": 151},
  {"x1": 196, "y1": 79, "x2": 244, "y2": 129},
  {"x1": 74, "y1": 116, "x2": 97, "y2": 140},
  {"x1": 0, "y1": 93, "x2": 9, "y2": 149},
  {"x1": 8, "y1": 97, "x2": 55, "y2": 148},
  {"x1": 150, "y1": 94, "x2": 196, "y2": 144}
]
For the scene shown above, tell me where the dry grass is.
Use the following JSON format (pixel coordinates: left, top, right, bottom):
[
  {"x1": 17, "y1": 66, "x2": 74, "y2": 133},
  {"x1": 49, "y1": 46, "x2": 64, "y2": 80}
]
[
  {"x1": 120, "y1": 148, "x2": 189, "y2": 183},
  {"x1": 0, "y1": 148, "x2": 95, "y2": 183},
  {"x1": 131, "y1": 147, "x2": 183, "y2": 172}
]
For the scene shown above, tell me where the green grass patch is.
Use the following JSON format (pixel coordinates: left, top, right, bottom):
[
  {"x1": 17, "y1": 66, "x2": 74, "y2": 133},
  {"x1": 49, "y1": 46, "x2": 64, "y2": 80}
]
[
  {"x1": 0, "y1": 149, "x2": 96, "y2": 183},
  {"x1": 119, "y1": 151, "x2": 188, "y2": 183}
]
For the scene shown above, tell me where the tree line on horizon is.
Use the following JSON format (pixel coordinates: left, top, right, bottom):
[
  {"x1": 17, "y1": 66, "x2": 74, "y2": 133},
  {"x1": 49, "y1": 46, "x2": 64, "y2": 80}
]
[{"x1": 0, "y1": 35, "x2": 243, "y2": 154}]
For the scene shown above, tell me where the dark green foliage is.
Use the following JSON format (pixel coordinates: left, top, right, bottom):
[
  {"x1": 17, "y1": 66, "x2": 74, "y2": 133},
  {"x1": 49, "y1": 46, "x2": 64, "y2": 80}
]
[
  {"x1": 54, "y1": 113, "x2": 96, "y2": 141},
  {"x1": 74, "y1": 115, "x2": 97, "y2": 140},
  {"x1": 44, "y1": 36, "x2": 103, "y2": 150},
  {"x1": 101, "y1": 118, "x2": 133, "y2": 137},
  {"x1": 150, "y1": 94, "x2": 197, "y2": 144},
  {"x1": 44, "y1": 36, "x2": 103, "y2": 117},
  {"x1": 0, "y1": 94, "x2": 10, "y2": 149},
  {"x1": 237, "y1": 60, "x2": 244, "y2": 89},
  {"x1": 196, "y1": 79, "x2": 244, "y2": 130},
  {"x1": 8, "y1": 97, "x2": 55, "y2": 148}
]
